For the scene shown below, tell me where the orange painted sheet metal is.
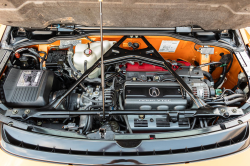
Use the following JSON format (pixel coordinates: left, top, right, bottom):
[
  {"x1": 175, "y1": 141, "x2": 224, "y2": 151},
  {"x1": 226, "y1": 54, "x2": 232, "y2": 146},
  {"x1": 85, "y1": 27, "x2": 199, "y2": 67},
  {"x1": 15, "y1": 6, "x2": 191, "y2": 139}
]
[{"x1": 28, "y1": 36, "x2": 242, "y2": 89}]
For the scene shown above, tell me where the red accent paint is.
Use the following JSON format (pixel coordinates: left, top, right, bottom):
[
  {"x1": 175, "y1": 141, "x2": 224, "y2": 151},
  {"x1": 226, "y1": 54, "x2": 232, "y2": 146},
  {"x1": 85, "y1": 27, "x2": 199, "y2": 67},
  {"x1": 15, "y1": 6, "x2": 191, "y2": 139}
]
[
  {"x1": 126, "y1": 61, "x2": 190, "y2": 72},
  {"x1": 177, "y1": 60, "x2": 191, "y2": 66},
  {"x1": 15, "y1": 52, "x2": 20, "y2": 58},
  {"x1": 126, "y1": 62, "x2": 167, "y2": 72}
]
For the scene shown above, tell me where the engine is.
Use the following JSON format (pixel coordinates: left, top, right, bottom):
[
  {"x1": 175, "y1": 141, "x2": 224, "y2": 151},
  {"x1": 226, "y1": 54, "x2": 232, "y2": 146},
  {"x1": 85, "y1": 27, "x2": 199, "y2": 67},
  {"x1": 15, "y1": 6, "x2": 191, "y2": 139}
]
[
  {"x1": 2, "y1": 36, "x2": 245, "y2": 136},
  {"x1": 121, "y1": 62, "x2": 214, "y2": 131},
  {"x1": 124, "y1": 62, "x2": 213, "y2": 110}
]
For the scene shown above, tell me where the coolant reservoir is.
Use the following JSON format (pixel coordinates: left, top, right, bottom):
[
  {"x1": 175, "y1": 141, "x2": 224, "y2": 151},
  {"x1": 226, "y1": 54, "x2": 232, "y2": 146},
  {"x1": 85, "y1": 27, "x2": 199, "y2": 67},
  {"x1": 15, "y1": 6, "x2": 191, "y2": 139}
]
[{"x1": 73, "y1": 41, "x2": 115, "y2": 78}]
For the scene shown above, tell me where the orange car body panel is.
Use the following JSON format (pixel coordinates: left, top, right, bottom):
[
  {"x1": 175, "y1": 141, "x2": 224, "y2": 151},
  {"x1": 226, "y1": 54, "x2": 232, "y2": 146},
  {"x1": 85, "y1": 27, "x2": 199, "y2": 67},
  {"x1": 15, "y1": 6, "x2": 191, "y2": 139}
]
[{"x1": 34, "y1": 36, "x2": 241, "y2": 89}]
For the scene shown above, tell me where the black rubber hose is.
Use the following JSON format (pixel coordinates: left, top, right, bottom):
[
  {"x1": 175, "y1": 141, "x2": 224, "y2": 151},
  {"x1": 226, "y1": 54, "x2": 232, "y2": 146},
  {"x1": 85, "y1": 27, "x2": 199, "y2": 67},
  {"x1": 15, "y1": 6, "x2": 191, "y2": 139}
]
[
  {"x1": 67, "y1": 45, "x2": 82, "y2": 77},
  {"x1": 22, "y1": 53, "x2": 40, "y2": 69},
  {"x1": 10, "y1": 53, "x2": 16, "y2": 64},
  {"x1": 118, "y1": 71, "x2": 126, "y2": 79},
  {"x1": 38, "y1": 51, "x2": 47, "y2": 61},
  {"x1": 38, "y1": 51, "x2": 47, "y2": 70},
  {"x1": 196, "y1": 62, "x2": 222, "y2": 69},
  {"x1": 28, "y1": 48, "x2": 43, "y2": 70},
  {"x1": 202, "y1": 71, "x2": 214, "y2": 86},
  {"x1": 226, "y1": 53, "x2": 233, "y2": 73},
  {"x1": 214, "y1": 66, "x2": 227, "y2": 89}
]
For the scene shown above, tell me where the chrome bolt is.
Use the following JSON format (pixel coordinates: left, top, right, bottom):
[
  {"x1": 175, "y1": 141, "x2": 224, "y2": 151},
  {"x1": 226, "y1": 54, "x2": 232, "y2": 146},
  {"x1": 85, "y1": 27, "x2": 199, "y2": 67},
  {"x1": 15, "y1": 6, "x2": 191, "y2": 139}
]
[
  {"x1": 232, "y1": 109, "x2": 237, "y2": 113},
  {"x1": 12, "y1": 109, "x2": 18, "y2": 115},
  {"x1": 220, "y1": 109, "x2": 226, "y2": 113},
  {"x1": 24, "y1": 109, "x2": 30, "y2": 114},
  {"x1": 139, "y1": 115, "x2": 145, "y2": 119}
]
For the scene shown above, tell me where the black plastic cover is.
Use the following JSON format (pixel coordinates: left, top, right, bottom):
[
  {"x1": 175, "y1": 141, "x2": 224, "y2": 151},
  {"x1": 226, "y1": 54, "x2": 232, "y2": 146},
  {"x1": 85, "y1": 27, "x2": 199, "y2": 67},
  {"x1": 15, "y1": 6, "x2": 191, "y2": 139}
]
[
  {"x1": 47, "y1": 50, "x2": 67, "y2": 63},
  {"x1": 3, "y1": 68, "x2": 55, "y2": 107}
]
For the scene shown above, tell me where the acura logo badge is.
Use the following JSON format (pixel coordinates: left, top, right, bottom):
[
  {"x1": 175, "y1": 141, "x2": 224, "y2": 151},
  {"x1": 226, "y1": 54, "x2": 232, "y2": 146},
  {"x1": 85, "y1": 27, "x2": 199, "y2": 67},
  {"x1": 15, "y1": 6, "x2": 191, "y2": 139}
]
[{"x1": 149, "y1": 87, "x2": 160, "y2": 97}]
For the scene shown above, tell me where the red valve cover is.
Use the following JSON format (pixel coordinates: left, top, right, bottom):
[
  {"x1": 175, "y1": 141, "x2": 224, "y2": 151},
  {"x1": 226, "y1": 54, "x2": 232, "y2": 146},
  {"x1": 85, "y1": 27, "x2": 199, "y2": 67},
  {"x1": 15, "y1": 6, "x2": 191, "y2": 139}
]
[
  {"x1": 126, "y1": 62, "x2": 166, "y2": 72},
  {"x1": 126, "y1": 61, "x2": 190, "y2": 72}
]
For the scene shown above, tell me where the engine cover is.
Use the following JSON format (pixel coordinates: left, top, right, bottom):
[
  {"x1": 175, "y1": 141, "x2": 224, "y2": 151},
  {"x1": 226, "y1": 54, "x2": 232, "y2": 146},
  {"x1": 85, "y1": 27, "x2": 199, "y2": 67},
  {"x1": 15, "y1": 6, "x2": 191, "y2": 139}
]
[
  {"x1": 3, "y1": 68, "x2": 55, "y2": 107},
  {"x1": 124, "y1": 81, "x2": 189, "y2": 110}
]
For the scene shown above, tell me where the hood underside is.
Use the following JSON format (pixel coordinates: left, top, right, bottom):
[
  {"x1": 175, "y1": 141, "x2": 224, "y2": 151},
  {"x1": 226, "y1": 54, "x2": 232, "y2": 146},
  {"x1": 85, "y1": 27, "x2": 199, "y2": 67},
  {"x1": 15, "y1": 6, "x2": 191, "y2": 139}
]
[{"x1": 1, "y1": 0, "x2": 250, "y2": 30}]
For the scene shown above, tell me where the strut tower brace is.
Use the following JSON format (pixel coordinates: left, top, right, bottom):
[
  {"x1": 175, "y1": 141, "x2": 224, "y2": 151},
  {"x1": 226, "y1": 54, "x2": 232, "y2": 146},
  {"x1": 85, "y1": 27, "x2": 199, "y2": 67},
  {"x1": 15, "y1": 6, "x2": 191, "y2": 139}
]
[
  {"x1": 102, "y1": 35, "x2": 208, "y2": 110},
  {"x1": 41, "y1": 35, "x2": 208, "y2": 114}
]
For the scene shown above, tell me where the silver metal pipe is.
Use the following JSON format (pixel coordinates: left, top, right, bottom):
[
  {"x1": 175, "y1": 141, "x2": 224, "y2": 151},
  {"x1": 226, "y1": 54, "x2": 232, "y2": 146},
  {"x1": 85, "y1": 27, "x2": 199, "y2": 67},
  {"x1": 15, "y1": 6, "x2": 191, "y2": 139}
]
[
  {"x1": 75, "y1": 26, "x2": 176, "y2": 31},
  {"x1": 191, "y1": 118, "x2": 196, "y2": 129},
  {"x1": 75, "y1": 26, "x2": 204, "y2": 32},
  {"x1": 99, "y1": 0, "x2": 105, "y2": 118},
  {"x1": 199, "y1": 118, "x2": 204, "y2": 128},
  {"x1": 204, "y1": 119, "x2": 208, "y2": 127}
]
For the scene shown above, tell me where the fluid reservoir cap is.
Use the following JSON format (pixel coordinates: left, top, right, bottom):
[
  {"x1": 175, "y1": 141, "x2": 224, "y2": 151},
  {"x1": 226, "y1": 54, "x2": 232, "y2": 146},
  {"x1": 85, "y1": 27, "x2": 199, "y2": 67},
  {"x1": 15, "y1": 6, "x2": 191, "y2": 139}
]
[{"x1": 84, "y1": 48, "x2": 92, "y2": 56}]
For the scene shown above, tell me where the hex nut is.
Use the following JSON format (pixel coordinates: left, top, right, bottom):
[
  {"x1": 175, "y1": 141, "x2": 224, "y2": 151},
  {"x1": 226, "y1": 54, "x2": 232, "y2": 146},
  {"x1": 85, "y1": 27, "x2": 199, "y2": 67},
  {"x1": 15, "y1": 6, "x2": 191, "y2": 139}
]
[
  {"x1": 24, "y1": 109, "x2": 30, "y2": 114},
  {"x1": 220, "y1": 109, "x2": 226, "y2": 113},
  {"x1": 232, "y1": 109, "x2": 237, "y2": 113},
  {"x1": 12, "y1": 109, "x2": 18, "y2": 115},
  {"x1": 139, "y1": 115, "x2": 145, "y2": 119},
  {"x1": 154, "y1": 76, "x2": 159, "y2": 80}
]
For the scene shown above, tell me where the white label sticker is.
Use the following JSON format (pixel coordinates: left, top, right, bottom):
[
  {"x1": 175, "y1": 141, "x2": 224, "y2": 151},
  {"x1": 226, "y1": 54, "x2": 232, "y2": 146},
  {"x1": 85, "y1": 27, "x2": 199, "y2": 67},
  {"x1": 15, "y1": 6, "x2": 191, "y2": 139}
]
[
  {"x1": 60, "y1": 40, "x2": 81, "y2": 47},
  {"x1": 159, "y1": 40, "x2": 180, "y2": 52},
  {"x1": 17, "y1": 70, "x2": 43, "y2": 87}
]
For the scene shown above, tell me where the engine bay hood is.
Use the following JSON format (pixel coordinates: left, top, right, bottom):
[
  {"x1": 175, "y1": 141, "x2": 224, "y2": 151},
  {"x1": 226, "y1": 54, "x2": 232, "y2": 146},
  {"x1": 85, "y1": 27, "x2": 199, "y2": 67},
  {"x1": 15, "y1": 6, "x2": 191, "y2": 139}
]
[{"x1": 1, "y1": 0, "x2": 250, "y2": 30}]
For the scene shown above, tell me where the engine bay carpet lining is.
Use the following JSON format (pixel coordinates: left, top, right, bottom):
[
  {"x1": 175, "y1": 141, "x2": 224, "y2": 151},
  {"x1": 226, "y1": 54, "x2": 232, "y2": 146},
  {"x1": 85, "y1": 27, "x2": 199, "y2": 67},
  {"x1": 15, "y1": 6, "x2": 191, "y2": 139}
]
[{"x1": 1, "y1": 0, "x2": 250, "y2": 30}]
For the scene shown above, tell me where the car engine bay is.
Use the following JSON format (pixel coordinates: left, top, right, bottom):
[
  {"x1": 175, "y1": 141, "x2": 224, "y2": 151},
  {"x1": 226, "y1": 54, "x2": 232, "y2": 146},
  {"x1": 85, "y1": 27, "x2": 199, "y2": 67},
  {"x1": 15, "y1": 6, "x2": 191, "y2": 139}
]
[{"x1": 0, "y1": 31, "x2": 248, "y2": 139}]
